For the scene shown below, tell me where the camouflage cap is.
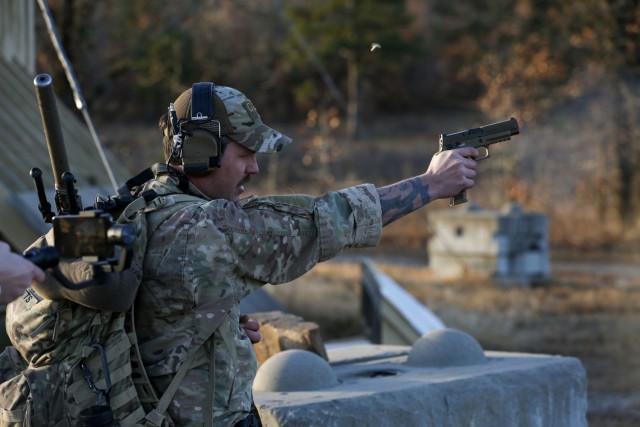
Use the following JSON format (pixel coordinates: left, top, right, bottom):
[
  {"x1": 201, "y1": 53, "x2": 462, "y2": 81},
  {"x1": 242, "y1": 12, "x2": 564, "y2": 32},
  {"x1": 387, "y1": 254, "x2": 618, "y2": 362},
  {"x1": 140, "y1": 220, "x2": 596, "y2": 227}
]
[{"x1": 172, "y1": 84, "x2": 292, "y2": 153}]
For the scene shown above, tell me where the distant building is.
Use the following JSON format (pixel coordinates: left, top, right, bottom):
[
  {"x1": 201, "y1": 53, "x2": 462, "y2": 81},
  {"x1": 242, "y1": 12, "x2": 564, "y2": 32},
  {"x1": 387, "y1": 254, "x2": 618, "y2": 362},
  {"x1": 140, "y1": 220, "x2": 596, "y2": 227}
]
[{"x1": 427, "y1": 203, "x2": 550, "y2": 286}]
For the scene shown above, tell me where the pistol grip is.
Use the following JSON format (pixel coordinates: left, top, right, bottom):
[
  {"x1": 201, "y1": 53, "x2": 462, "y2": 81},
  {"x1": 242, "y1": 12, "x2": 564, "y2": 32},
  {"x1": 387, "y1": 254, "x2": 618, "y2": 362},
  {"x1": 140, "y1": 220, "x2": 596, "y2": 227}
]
[{"x1": 450, "y1": 190, "x2": 468, "y2": 206}]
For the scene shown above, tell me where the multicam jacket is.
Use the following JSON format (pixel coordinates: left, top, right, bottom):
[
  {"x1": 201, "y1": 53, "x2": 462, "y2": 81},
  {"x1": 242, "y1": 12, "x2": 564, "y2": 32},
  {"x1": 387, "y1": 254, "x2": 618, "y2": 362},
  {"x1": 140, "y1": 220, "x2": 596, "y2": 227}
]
[{"x1": 136, "y1": 164, "x2": 382, "y2": 426}]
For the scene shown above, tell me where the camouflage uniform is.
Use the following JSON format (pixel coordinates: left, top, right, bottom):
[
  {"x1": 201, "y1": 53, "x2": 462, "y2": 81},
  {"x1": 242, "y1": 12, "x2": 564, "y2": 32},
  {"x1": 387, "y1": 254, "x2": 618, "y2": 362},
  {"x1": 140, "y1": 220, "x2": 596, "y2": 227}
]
[{"x1": 136, "y1": 164, "x2": 382, "y2": 426}]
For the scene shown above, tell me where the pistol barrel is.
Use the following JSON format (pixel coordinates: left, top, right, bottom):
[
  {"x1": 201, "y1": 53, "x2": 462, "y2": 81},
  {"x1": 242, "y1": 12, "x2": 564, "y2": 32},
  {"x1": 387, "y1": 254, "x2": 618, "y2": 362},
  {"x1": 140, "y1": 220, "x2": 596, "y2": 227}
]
[{"x1": 439, "y1": 117, "x2": 519, "y2": 151}]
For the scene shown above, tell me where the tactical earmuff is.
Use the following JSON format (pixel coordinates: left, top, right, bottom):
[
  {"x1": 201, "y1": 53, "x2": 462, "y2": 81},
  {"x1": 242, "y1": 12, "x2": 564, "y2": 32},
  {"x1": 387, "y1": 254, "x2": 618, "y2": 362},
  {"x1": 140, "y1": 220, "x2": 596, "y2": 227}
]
[{"x1": 169, "y1": 82, "x2": 222, "y2": 175}]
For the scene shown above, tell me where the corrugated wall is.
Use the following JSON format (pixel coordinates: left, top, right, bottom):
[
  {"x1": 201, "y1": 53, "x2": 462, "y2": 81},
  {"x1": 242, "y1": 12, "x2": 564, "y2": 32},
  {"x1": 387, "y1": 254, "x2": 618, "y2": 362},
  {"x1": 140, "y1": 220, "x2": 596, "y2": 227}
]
[
  {"x1": 0, "y1": 57, "x2": 130, "y2": 249},
  {"x1": 0, "y1": 0, "x2": 35, "y2": 73},
  {"x1": 0, "y1": 0, "x2": 129, "y2": 250}
]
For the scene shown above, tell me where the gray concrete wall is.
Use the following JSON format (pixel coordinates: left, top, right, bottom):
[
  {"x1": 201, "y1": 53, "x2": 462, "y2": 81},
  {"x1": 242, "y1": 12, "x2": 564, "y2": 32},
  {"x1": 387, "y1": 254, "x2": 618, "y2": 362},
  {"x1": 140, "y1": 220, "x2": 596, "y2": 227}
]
[{"x1": 254, "y1": 335, "x2": 587, "y2": 426}]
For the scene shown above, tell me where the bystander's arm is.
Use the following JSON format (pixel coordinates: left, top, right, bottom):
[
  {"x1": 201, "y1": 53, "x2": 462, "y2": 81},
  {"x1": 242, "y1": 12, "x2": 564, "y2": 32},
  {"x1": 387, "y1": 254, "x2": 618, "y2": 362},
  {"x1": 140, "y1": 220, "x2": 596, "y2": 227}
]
[{"x1": 0, "y1": 241, "x2": 45, "y2": 304}]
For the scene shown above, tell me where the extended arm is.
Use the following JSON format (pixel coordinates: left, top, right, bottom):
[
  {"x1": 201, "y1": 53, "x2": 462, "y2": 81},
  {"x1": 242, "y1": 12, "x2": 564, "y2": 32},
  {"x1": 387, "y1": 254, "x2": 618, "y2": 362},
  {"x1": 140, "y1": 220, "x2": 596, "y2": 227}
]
[{"x1": 377, "y1": 147, "x2": 479, "y2": 226}]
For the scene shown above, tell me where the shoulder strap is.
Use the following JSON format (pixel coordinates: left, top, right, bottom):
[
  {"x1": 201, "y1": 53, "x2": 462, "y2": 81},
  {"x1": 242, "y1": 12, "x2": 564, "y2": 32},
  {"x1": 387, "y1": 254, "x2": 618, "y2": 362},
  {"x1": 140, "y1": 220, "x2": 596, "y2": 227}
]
[
  {"x1": 124, "y1": 168, "x2": 156, "y2": 192},
  {"x1": 121, "y1": 193, "x2": 202, "y2": 221},
  {"x1": 116, "y1": 164, "x2": 193, "y2": 208},
  {"x1": 138, "y1": 294, "x2": 235, "y2": 426}
]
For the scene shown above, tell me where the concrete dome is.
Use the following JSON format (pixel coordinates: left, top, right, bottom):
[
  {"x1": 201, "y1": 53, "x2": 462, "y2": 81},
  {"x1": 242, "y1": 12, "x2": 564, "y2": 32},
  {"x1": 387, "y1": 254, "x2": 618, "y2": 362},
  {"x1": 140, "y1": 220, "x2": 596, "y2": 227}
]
[
  {"x1": 253, "y1": 349, "x2": 339, "y2": 392},
  {"x1": 407, "y1": 328, "x2": 486, "y2": 367}
]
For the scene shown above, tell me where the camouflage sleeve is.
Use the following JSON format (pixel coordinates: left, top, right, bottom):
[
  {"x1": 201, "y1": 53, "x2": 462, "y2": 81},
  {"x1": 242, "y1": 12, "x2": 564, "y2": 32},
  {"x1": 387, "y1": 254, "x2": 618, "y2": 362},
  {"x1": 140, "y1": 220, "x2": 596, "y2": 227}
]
[
  {"x1": 317, "y1": 184, "x2": 382, "y2": 258},
  {"x1": 230, "y1": 184, "x2": 382, "y2": 284}
]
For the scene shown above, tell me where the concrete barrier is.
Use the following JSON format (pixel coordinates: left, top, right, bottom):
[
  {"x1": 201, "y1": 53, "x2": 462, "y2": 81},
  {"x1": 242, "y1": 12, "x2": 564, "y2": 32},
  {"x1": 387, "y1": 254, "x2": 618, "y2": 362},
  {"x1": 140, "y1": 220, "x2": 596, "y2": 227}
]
[{"x1": 254, "y1": 330, "x2": 587, "y2": 427}]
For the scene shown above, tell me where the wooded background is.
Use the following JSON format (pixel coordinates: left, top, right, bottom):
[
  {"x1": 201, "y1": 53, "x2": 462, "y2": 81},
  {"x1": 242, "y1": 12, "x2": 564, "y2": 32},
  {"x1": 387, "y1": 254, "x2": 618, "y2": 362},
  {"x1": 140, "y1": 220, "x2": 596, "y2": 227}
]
[{"x1": 35, "y1": 0, "x2": 640, "y2": 250}]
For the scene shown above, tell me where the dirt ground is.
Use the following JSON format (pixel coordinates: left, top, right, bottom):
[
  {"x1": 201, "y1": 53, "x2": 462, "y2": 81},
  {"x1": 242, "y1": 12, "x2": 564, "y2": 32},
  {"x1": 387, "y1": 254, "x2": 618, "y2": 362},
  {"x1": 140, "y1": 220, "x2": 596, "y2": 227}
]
[{"x1": 265, "y1": 251, "x2": 640, "y2": 427}]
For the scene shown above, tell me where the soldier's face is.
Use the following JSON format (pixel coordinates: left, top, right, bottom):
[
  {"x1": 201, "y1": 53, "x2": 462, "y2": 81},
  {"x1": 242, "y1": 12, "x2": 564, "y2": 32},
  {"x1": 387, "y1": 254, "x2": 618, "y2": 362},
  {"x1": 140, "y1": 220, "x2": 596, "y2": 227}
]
[{"x1": 191, "y1": 141, "x2": 259, "y2": 201}]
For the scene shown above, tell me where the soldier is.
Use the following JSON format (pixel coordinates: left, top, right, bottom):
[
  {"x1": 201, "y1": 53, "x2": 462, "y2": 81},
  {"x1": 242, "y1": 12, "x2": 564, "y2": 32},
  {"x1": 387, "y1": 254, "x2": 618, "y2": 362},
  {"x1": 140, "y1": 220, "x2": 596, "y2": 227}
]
[
  {"x1": 133, "y1": 82, "x2": 479, "y2": 426},
  {"x1": 0, "y1": 241, "x2": 45, "y2": 304}
]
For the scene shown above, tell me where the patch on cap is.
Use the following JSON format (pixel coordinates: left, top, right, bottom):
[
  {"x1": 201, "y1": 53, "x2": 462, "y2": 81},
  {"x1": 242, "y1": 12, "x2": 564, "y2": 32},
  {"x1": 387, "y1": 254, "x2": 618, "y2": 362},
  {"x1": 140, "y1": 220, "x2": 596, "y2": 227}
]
[{"x1": 214, "y1": 86, "x2": 292, "y2": 153}]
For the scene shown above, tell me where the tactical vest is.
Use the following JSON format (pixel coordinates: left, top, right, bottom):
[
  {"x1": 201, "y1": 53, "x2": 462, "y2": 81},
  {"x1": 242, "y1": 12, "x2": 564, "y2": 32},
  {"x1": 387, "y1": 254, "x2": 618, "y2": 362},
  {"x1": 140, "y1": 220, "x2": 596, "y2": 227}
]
[{"x1": 0, "y1": 193, "x2": 232, "y2": 426}]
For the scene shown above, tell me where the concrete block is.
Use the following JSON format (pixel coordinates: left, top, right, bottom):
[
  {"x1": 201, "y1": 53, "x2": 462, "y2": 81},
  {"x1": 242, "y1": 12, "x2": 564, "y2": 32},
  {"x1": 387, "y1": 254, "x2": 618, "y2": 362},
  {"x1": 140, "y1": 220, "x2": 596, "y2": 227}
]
[
  {"x1": 407, "y1": 328, "x2": 486, "y2": 367},
  {"x1": 254, "y1": 349, "x2": 338, "y2": 392},
  {"x1": 427, "y1": 203, "x2": 550, "y2": 285},
  {"x1": 254, "y1": 345, "x2": 587, "y2": 427}
]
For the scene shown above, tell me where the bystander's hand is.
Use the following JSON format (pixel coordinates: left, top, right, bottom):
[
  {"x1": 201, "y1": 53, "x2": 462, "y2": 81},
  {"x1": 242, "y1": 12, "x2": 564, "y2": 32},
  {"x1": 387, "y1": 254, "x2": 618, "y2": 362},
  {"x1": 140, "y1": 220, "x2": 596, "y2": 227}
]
[{"x1": 0, "y1": 241, "x2": 46, "y2": 304}]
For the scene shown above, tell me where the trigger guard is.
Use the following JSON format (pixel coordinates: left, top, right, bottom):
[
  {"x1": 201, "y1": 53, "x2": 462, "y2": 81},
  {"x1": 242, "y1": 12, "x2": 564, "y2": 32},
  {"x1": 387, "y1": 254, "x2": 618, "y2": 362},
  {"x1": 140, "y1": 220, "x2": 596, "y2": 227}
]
[{"x1": 477, "y1": 146, "x2": 490, "y2": 160}]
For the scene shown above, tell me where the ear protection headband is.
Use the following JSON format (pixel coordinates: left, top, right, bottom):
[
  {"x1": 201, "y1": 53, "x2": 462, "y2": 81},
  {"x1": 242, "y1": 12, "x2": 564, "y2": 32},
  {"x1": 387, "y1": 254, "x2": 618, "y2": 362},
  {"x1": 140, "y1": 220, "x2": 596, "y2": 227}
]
[{"x1": 169, "y1": 82, "x2": 222, "y2": 174}]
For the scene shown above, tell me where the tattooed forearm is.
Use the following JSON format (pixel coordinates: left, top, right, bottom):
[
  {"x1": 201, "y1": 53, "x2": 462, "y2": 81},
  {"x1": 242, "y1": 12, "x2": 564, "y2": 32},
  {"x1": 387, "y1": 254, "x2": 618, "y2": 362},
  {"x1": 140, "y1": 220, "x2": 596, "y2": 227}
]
[{"x1": 377, "y1": 177, "x2": 431, "y2": 226}]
